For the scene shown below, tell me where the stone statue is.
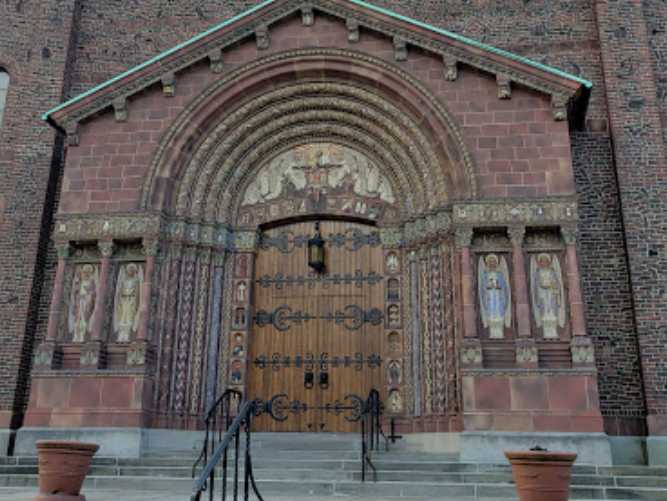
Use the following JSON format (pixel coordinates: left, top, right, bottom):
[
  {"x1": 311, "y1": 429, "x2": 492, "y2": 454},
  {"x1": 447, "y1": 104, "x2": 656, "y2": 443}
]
[
  {"x1": 478, "y1": 254, "x2": 512, "y2": 339},
  {"x1": 68, "y1": 264, "x2": 98, "y2": 343},
  {"x1": 236, "y1": 281, "x2": 247, "y2": 303},
  {"x1": 113, "y1": 263, "x2": 144, "y2": 342},
  {"x1": 530, "y1": 253, "x2": 566, "y2": 339}
]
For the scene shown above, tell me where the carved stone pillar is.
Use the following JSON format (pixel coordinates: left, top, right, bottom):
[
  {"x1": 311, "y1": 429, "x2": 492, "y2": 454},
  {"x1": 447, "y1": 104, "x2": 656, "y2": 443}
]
[
  {"x1": 456, "y1": 227, "x2": 482, "y2": 368},
  {"x1": 34, "y1": 243, "x2": 70, "y2": 369},
  {"x1": 82, "y1": 240, "x2": 113, "y2": 368},
  {"x1": 562, "y1": 226, "x2": 595, "y2": 367},
  {"x1": 508, "y1": 227, "x2": 537, "y2": 368},
  {"x1": 127, "y1": 239, "x2": 159, "y2": 367}
]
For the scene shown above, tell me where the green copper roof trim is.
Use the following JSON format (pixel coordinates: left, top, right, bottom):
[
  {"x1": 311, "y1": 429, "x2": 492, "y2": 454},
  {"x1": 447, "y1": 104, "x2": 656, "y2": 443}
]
[
  {"x1": 42, "y1": 0, "x2": 592, "y2": 122},
  {"x1": 346, "y1": 0, "x2": 593, "y2": 89},
  {"x1": 41, "y1": 0, "x2": 276, "y2": 121}
]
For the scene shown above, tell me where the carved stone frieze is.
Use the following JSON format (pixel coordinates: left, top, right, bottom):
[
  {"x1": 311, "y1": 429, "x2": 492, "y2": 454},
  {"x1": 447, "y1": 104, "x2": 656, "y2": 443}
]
[
  {"x1": 453, "y1": 200, "x2": 578, "y2": 227},
  {"x1": 454, "y1": 227, "x2": 474, "y2": 249},
  {"x1": 234, "y1": 231, "x2": 260, "y2": 252},
  {"x1": 54, "y1": 214, "x2": 162, "y2": 242}
]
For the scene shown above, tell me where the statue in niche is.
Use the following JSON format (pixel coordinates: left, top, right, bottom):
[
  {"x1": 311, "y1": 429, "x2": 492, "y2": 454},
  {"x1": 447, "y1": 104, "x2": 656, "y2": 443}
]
[
  {"x1": 387, "y1": 279, "x2": 400, "y2": 302},
  {"x1": 235, "y1": 255, "x2": 248, "y2": 278},
  {"x1": 388, "y1": 332, "x2": 401, "y2": 352},
  {"x1": 236, "y1": 281, "x2": 247, "y2": 303},
  {"x1": 68, "y1": 264, "x2": 98, "y2": 343},
  {"x1": 531, "y1": 253, "x2": 566, "y2": 339},
  {"x1": 234, "y1": 308, "x2": 246, "y2": 328},
  {"x1": 387, "y1": 360, "x2": 402, "y2": 386},
  {"x1": 478, "y1": 254, "x2": 512, "y2": 339},
  {"x1": 113, "y1": 263, "x2": 144, "y2": 343},
  {"x1": 231, "y1": 360, "x2": 243, "y2": 385},
  {"x1": 388, "y1": 390, "x2": 403, "y2": 413}
]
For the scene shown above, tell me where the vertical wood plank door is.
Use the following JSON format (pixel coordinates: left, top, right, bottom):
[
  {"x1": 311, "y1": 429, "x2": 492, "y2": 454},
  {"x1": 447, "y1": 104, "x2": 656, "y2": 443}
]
[{"x1": 249, "y1": 220, "x2": 385, "y2": 432}]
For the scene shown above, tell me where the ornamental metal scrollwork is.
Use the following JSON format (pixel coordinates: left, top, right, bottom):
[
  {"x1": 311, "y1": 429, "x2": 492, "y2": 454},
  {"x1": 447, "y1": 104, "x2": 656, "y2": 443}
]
[
  {"x1": 253, "y1": 352, "x2": 383, "y2": 371},
  {"x1": 254, "y1": 305, "x2": 384, "y2": 331},
  {"x1": 263, "y1": 393, "x2": 365, "y2": 422},
  {"x1": 260, "y1": 229, "x2": 381, "y2": 254},
  {"x1": 256, "y1": 270, "x2": 383, "y2": 289}
]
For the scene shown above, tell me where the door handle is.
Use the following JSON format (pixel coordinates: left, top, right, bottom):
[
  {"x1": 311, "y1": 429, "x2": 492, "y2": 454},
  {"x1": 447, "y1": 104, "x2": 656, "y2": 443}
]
[
  {"x1": 319, "y1": 371, "x2": 329, "y2": 390},
  {"x1": 304, "y1": 371, "x2": 314, "y2": 389}
]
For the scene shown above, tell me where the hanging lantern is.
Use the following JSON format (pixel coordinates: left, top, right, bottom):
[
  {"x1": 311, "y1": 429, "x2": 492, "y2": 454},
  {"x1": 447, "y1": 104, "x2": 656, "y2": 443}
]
[{"x1": 308, "y1": 222, "x2": 326, "y2": 273}]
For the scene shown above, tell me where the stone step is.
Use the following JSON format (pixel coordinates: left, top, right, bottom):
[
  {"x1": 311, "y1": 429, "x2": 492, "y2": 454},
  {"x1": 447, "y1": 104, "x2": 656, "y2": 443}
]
[{"x1": 3, "y1": 475, "x2": 667, "y2": 500}]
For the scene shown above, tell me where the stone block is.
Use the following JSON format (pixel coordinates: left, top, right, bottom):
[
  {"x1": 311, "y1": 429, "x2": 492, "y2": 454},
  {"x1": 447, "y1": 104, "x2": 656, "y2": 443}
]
[
  {"x1": 609, "y1": 436, "x2": 647, "y2": 465},
  {"x1": 460, "y1": 431, "x2": 612, "y2": 465},
  {"x1": 647, "y1": 437, "x2": 667, "y2": 466}
]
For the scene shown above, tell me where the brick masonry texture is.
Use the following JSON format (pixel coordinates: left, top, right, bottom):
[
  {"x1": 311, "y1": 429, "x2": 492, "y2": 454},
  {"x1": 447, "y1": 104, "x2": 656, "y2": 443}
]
[{"x1": 0, "y1": 0, "x2": 664, "y2": 437}]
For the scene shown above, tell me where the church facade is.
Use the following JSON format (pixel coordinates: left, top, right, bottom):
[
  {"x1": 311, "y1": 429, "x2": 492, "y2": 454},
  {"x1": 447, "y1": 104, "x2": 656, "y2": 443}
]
[{"x1": 0, "y1": 0, "x2": 665, "y2": 465}]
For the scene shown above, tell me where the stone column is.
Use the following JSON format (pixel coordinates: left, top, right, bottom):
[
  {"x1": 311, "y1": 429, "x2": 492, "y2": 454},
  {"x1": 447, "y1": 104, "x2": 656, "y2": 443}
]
[
  {"x1": 81, "y1": 240, "x2": 113, "y2": 368},
  {"x1": 561, "y1": 226, "x2": 594, "y2": 368},
  {"x1": 127, "y1": 239, "x2": 159, "y2": 367},
  {"x1": 455, "y1": 227, "x2": 482, "y2": 368},
  {"x1": 34, "y1": 243, "x2": 70, "y2": 369},
  {"x1": 508, "y1": 227, "x2": 538, "y2": 368}
]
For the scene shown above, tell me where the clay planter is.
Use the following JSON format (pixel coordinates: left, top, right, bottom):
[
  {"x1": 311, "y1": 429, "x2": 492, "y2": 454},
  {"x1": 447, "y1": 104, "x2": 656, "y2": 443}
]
[
  {"x1": 35, "y1": 440, "x2": 99, "y2": 501},
  {"x1": 505, "y1": 450, "x2": 577, "y2": 501}
]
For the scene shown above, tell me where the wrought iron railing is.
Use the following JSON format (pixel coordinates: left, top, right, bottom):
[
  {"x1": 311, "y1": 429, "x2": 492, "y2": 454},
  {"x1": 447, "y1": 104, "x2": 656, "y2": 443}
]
[
  {"x1": 191, "y1": 392, "x2": 263, "y2": 501},
  {"x1": 360, "y1": 388, "x2": 389, "y2": 482}
]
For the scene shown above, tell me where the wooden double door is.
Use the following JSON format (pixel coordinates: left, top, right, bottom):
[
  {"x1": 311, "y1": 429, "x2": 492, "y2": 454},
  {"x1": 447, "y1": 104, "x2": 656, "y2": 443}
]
[{"x1": 248, "y1": 220, "x2": 386, "y2": 432}]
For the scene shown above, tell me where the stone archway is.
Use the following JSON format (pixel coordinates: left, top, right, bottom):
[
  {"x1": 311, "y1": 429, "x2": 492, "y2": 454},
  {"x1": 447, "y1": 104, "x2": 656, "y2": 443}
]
[{"x1": 143, "y1": 49, "x2": 473, "y2": 430}]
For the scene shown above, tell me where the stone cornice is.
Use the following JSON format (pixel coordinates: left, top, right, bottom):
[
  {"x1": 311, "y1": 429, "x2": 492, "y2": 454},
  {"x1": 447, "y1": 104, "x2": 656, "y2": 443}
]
[{"x1": 43, "y1": 0, "x2": 590, "y2": 134}]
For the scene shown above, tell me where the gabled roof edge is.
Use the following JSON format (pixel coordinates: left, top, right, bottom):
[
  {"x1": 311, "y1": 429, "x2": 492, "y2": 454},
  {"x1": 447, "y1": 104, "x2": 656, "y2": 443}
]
[
  {"x1": 42, "y1": 0, "x2": 592, "y2": 122},
  {"x1": 41, "y1": 0, "x2": 277, "y2": 121}
]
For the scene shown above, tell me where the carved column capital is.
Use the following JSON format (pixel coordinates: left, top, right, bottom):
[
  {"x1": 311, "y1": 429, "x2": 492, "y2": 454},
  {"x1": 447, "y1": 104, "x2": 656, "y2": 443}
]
[
  {"x1": 454, "y1": 227, "x2": 474, "y2": 248},
  {"x1": 507, "y1": 226, "x2": 526, "y2": 246},
  {"x1": 561, "y1": 225, "x2": 578, "y2": 246},
  {"x1": 98, "y1": 240, "x2": 114, "y2": 258},
  {"x1": 55, "y1": 242, "x2": 71, "y2": 259},
  {"x1": 142, "y1": 238, "x2": 160, "y2": 257}
]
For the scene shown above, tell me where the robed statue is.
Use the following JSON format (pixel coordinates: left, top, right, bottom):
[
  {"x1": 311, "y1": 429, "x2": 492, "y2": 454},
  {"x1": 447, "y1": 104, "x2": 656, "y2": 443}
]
[
  {"x1": 68, "y1": 264, "x2": 98, "y2": 343},
  {"x1": 530, "y1": 253, "x2": 566, "y2": 339},
  {"x1": 113, "y1": 263, "x2": 144, "y2": 342},
  {"x1": 478, "y1": 254, "x2": 512, "y2": 339}
]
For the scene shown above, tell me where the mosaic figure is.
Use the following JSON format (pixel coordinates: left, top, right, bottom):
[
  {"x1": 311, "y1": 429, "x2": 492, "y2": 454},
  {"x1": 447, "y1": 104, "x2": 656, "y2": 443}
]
[
  {"x1": 113, "y1": 263, "x2": 144, "y2": 342},
  {"x1": 530, "y1": 253, "x2": 566, "y2": 339},
  {"x1": 68, "y1": 264, "x2": 98, "y2": 343},
  {"x1": 478, "y1": 254, "x2": 512, "y2": 339}
]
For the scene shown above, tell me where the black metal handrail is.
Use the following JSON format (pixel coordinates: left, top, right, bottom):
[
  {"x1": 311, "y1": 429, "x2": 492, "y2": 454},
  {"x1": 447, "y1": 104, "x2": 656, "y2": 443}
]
[
  {"x1": 360, "y1": 388, "x2": 389, "y2": 482},
  {"x1": 192, "y1": 389, "x2": 243, "y2": 480},
  {"x1": 191, "y1": 398, "x2": 264, "y2": 501}
]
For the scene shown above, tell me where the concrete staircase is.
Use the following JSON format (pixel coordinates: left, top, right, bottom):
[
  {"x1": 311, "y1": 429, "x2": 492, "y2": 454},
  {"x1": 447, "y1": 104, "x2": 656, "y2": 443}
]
[{"x1": 1, "y1": 434, "x2": 666, "y2": 500}]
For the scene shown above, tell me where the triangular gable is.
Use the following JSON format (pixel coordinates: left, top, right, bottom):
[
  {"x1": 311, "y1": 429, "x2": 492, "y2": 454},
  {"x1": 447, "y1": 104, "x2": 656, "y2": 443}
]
[{"x1": 43, "y1": 0, "x2": 591, "y2": 133}]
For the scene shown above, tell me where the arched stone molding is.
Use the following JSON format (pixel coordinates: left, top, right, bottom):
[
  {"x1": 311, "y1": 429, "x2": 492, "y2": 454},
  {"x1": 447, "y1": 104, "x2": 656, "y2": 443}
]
[{"x1": 141, "y1": 48, "x2": 478, "y2": 220}]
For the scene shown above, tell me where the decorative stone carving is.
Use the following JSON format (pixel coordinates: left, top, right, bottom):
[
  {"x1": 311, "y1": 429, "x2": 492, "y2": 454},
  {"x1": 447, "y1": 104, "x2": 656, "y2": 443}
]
[
  {"x1": 113, "y1": 263, "x2": 144, "y2": 343},
  {"x1": 387, "y1": 390, "x2": 403, "y2": 413},
  {"x1": 234, "y1": 231, "x2": 259, "y2": 252},
  {"x1": 33, "y1": 342, "x2": 61, "y2": 370},
  {"x1": 460, "y1": 340, "x2": 483, "y2": 367},
  {"x1": 515, "y1": 339, "x2": 539, "y2": 365},
  {"x1": 64, "y1": 121, "x2": 79, "y2": 146},
  {"x1": 560, "y1": 225, "x2": 578, "y2": 246},
  {"x1": 380, "y1": 228, "x2": 402, "y2": 248},
  {"x1": 55, "y1": 214, "x2": 162, "y2": 242},
  {"x1": 394, "y1": 37, "x2": 407, "y2": 61},
  {"x1": 127, "y1": 341, "x2": 149, "y2": 366},
  {"x1": 552, "y1": 94, "x2": 569, "y2": 121},
  {"x1": 497, "y1": 74, "x2": 512, "y2": 99},
  {"x1": 301, "y1": 6, "x2": 314, "y2": 26},
  {"x1": 256, "y1": 25, "x2": 270, "y2": 50},
  {"x1": 443, "y1": 54, "x2": 458, "y2": 81},
  {"x1": 98, "y1": 240, "x2": 114, "y2": 258},
  {"x1": 208, "y1": 48, "x2": 224, "y2": 73},
  {"x1": 478, "y1": 254, "x2": 512, "y2": 339},
  {"x1": 453, "y1": 200, "x2": 578, "y2": 226},
  {"x1": 112, "y1": 97, "x2": 127, "y2": 122},
  {"x1": 68, "y1": 264, "x2": 99, "y2": 343},
  {"x1": 80, "y1": 341, "x2": 105, "y2": 369},
  {"x1": 530, "y1": 253, "x2": 566, "y2": 339},
  {"x1": 346, "y1": 18, "x2": 359, "y2": 42},
  {"x1": 507, "y1": 226, "x2": 526, "y2": 246},
  {"x1": 161, "y1": 72, "x2": 176, "y2": 97},
  {"x1": 240, "y1": 143, "x2": 397, "y2": 225},
  {"x1": 571, "y1": 337, "x2": 595, "y2": 366},
  {"x1": 455, "y1": 227, "x2": 474, "y2": 248}
]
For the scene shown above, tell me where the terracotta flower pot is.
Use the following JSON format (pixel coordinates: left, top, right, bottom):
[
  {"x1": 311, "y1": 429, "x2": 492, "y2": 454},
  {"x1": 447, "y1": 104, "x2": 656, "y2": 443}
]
[
  {"x1": 505, "y1": 450, "x2": 577, "y2": 501},
  {"x1": 35, "y1": 440, "x2": 99, "y2": 501}
]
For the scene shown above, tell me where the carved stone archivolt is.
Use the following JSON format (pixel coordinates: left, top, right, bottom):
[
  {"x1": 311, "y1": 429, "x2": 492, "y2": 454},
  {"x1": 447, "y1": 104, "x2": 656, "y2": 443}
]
[{"x1": 141, "y1": 49, "x2": 478, "y2": 219}]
